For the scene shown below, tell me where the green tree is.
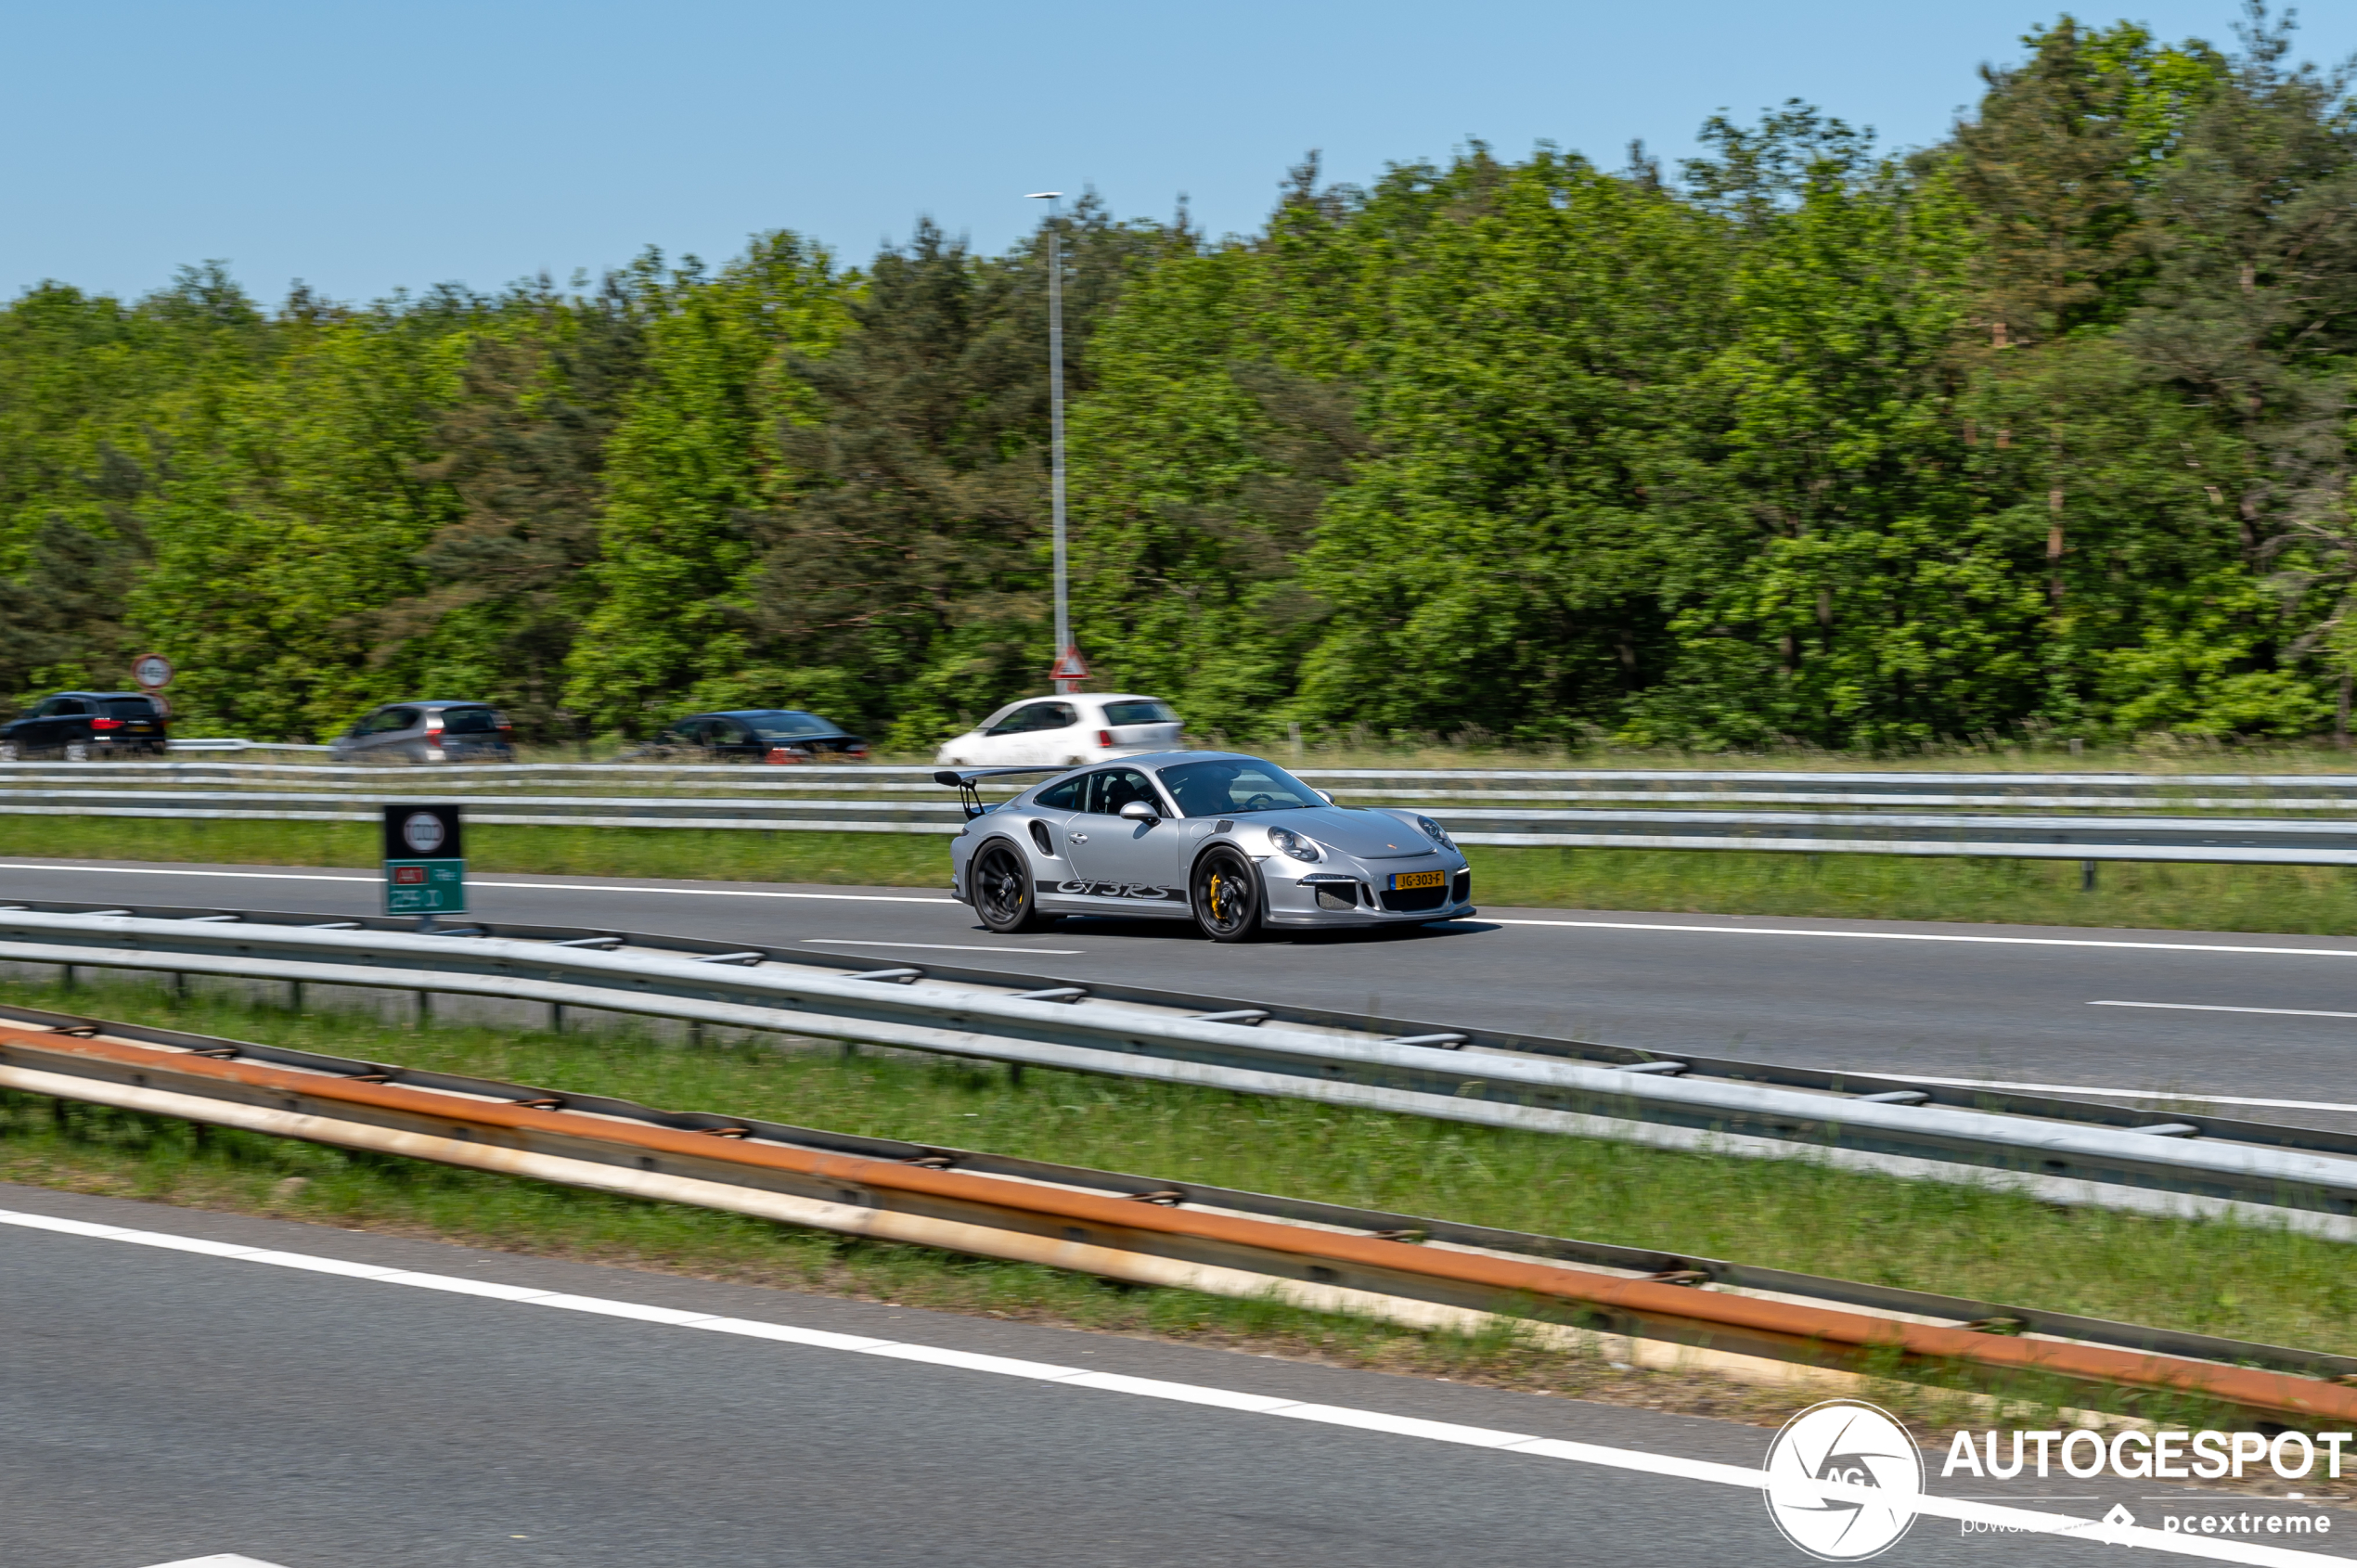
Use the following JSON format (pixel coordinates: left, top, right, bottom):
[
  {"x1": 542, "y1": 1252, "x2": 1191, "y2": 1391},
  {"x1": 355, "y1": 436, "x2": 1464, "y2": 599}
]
[
  {"x1": 373, "y1": 273, "x2": 652, "y2": 739},
  {"x1": 561, "y1": 236, "x2": 848, "y2": 735}
]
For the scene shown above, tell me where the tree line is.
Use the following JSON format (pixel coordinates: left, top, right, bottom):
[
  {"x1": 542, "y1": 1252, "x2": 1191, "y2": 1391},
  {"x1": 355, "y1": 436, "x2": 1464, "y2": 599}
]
[{"x1": 5, "y1": 9, "x2": 2355, "y2": 752}]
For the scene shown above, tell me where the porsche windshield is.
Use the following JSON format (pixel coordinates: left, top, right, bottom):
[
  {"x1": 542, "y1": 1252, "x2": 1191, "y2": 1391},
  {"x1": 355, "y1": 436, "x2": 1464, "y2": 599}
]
[{"x1": 1157, "y1": 758, "x2": 1324, "y2": 816}]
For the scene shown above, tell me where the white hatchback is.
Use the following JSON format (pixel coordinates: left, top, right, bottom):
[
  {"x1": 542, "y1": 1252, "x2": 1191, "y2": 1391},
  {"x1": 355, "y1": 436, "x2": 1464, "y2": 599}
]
[{"x1": 935, "y1": 693, "x2": 1184, "y2": 767}]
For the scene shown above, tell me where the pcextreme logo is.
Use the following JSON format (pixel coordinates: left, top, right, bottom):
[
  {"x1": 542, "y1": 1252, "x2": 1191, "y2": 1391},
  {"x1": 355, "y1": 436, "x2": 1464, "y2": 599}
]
[{"x1": 1763, "y1": 1400, "x2": 1925, "y2": 1561}]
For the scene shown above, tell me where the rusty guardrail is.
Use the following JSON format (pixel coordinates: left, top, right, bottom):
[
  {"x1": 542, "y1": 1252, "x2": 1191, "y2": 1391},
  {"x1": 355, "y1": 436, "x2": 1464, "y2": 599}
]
[{"x1": 4, "y1": 1008, "x2": 2354, "y2": 1426}]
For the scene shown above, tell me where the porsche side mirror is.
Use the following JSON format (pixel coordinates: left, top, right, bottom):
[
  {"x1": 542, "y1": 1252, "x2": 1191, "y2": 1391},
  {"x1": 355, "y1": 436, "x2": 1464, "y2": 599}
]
[
  {"x1": 1118, "y1": 800, "x2": 1160, "y2": 825},
  {"x1": 1316, "y1": 790, "x2": 1335, "y2": 804}
]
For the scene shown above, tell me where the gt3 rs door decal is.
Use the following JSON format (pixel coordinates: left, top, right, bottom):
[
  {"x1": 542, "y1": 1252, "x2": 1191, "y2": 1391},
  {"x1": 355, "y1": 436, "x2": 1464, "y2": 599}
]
[{"x1": 1037, "y1": 879, "x2": 1180, "y2": 901}]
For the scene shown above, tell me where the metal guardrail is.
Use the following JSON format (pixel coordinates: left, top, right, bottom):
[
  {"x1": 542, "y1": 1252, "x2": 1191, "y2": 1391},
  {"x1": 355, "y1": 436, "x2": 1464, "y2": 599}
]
[
  {"x1": 6, "y1": 792, "x2": 2357, "y2": 859},
  {"x1": 17, "y1": 761, "x2": 2357, "y2": 861},
  {"x1": 2, "y1": 903, "x2": 2352, "y2": 1231},
  {"x1": 10, "y1": 1002, "x2": 2354, "y2": 1422},
  {"x1": 67, "y1": 754, "x2": 2357, "y2": 801},
  {"x1": 0, "y1": 788, "x2": 964, "y2": 834},
  {"x1": 1294, "y1": 767, "x2": 2357, "y2": 809},
  {"x1": 167, "y1": 739, "x2": 333, "y2": 753}
]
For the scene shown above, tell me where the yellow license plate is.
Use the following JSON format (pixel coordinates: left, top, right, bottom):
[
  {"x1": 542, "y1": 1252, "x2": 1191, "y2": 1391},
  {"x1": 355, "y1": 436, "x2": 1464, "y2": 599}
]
[{"x1": 1389, "y1": 869, "x2": 1446, "y2": 891}]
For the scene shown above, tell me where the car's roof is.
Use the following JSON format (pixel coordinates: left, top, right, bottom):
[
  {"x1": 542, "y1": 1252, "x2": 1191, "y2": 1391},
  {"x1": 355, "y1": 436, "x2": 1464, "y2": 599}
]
[
  {"x1": 372, "y1": 699, "x2": 495, "y2": 709},
  {"x1": 57, "y1": 690, "x2": 154, "y2": 700},
  {"x1": 707, "y1": 708, "x2": 836, "y2": 720}
]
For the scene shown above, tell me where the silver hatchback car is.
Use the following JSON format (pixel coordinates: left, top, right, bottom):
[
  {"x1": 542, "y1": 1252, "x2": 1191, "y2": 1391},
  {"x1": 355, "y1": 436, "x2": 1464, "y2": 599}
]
[
  {"x1": 329, "y1": 700, "x2": 515, "y2": 764},
  {"x1": 940, "y1": 751, "x2": 1474, "y2": 941}
]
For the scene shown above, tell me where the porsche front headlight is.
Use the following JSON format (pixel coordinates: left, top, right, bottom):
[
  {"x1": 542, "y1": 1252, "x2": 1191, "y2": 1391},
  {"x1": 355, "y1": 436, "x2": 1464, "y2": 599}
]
[
  {"x1": 1267, "y1": 827, "x2": 1321, "y2": 863},
  {"x1": 1415, "y1": 815, "x2": 1454, "y2": 849}
]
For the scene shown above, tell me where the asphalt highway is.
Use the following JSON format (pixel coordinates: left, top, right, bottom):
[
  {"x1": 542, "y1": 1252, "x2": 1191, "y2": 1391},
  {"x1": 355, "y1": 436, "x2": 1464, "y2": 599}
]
[
  {"x1": 5, "y1": 856, "x2": 2357, "y2": 1117},
  {"x1": 0, "y1": 1185, "x2": 2208, "y2": 1568}
]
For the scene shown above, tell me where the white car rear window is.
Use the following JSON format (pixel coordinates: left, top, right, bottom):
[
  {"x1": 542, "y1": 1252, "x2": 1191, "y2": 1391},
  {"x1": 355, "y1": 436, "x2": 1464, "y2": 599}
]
[{"x1": 1101, "y1": 700, "x2": 1177, "y2": 726}]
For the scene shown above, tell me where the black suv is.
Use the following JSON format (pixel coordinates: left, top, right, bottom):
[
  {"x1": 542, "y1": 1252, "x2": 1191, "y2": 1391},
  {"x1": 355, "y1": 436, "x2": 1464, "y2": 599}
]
[
  {"x1": 0, "y1": 691, "x2": 170, "y2": 761},
  {"x1": 638, "y1": 710, "x2": 869, "y2": 763}
]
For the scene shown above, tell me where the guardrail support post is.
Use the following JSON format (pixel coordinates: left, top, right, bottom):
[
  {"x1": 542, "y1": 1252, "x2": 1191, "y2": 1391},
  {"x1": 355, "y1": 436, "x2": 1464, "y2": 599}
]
[
  {"x1": 687, "y1": 1019, "x2": 703, "y2": 1048},
  {"x1": 414, "y1": 990, "x2": 431, "y2": 1029},
  {"x1": 60, "y1": 963, "x2": 75, "y2": 993},
  {"x1": 171, "y1": 971, "x2": 187, "y2": 1002},
  {"x1": 2081, "y1": 858, "x2": 2098, "y2": 893},
  {"x1": 549, "y1": 1002, "x2": 565, "y2": 1035},
  {"x1": 288, "y1": 981, "x2": 303, "y2": 1013}
]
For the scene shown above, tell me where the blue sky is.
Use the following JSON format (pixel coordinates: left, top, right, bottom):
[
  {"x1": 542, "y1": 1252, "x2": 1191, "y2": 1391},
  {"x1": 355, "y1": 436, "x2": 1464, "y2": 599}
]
[{"x1": 4, "y1": 1, "x2": 2351, "y2": 306}]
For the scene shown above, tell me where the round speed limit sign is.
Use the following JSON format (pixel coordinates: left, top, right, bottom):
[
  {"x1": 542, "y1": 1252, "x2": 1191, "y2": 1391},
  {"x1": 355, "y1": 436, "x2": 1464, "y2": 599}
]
[{"x1": 131, "y1": 652, "x2": 174, "y2": 689}]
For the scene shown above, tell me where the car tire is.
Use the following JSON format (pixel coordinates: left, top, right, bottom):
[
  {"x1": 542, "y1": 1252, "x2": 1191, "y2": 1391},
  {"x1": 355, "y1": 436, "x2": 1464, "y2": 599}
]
[
  {"x1": 972, "y1": 841, "x2": 1058, "y2": 934},
  {"x1": 1190, "y1": 846, "x2": 1262, "y2": 943},
  {"x1": 64, "y1": 742, "x2": 90, "y2": 763}
]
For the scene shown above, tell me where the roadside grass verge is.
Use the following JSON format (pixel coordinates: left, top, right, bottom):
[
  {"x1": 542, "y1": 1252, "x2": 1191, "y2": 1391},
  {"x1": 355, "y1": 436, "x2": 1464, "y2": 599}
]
[
  {"x1": 1459, "y1": 844, "x2": 2357, "y2": 935},
  {"x1": 0, "y1": 816, "x2": 947, "y2": 888},
  {"x1": 2, "y1": 972, "x2": 2350, "y2": 1382},
  {"x1": 17, "y1": 813, "x2": 2357, "y2": 936}
]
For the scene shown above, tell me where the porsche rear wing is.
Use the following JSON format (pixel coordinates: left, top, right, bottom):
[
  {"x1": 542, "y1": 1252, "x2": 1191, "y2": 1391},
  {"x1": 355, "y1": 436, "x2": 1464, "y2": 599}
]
[{"x1": 933, "y1": 765, "x2": 1066, "y2": 821}]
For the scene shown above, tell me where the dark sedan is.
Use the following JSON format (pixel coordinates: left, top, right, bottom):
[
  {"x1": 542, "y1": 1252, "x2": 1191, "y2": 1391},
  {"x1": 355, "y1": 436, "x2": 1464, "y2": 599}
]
[
  {"x1": 0, "y1": 690, "x2": 169, "y2": 761},
  {"x1": 639, "y1": 710, "x2": 869, "y2": 763}
]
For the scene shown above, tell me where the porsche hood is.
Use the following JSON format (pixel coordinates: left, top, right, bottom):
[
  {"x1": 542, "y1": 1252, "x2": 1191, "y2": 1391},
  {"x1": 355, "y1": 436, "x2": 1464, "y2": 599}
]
[{"x1": 1256, "y1": 807, "x2": 1436, "y2": 860}]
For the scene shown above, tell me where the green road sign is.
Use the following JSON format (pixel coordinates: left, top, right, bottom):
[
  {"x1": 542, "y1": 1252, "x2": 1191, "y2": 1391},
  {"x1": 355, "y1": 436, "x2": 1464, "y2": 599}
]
[
  {"x1": 384, "y1": 857, "x2": 466, "y2": 915},
  {"x1": 383, "y1": 803, "x2": 466, "y2": 916}
]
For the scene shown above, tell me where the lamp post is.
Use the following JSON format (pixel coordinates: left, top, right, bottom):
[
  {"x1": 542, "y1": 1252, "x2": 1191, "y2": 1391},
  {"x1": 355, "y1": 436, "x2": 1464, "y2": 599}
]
[{"x1": 1026, "y1": 190, "x2": 1082, "y2": 694}]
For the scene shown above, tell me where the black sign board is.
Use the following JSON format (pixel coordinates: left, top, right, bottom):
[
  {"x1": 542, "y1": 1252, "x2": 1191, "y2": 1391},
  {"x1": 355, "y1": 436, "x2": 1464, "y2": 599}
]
[
  {"x1": 383, "y1": 803, "x2": 466, "y2": 916},
  {"x1": 383, "y1": 803, "x2": 463, "y2": 860}
]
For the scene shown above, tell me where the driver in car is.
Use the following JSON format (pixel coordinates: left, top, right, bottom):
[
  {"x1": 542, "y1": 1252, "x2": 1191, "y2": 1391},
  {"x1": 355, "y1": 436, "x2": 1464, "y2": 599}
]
[{"x1": 1163, "y1": 762, "x2": 1244, "y2": 817}]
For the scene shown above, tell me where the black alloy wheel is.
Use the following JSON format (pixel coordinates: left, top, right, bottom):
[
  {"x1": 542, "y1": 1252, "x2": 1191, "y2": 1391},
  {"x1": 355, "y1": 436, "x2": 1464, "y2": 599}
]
[
  {"x1": 1191, "y1": 846, "x2": 1261, "y2": 943},
  {"x1": 973, "y1": 841, "x2": 1056, "y2": 933}
]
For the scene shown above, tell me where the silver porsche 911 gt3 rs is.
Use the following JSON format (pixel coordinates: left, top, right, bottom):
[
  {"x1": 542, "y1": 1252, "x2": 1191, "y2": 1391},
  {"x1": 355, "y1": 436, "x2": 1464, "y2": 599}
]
[{"x1": 936, "y1": 751, "x2": 1474, "y2": 941}]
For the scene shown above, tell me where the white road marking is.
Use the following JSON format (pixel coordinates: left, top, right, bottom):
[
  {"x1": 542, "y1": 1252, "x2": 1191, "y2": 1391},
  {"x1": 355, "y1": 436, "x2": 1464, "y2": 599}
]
[
  {"x1": 0, "y1": 862, "x2": 958, "y2": 904},
  {"x1": 2093, "y1": 999, "x2": 2357, "y2": 1022},
  {"x1": 140, "y1": 1557, "x2": 293, "y2": 1567},
  {"x1": 805, "y1": 939, "x2": 1084, "y2": 955},
  {"x1": 2, "y1": 1207, "x2": 2335, "y2": 1565},
  {"x1": 0, "y1": 863, "x2": 374, "y2": 884},
  {"x1": 1869, "y1": 1073, "x2": 2357, "y2": 1117},
  {"x1": 1492, "y1": 916, "x2": 2357, "y2": 961}
]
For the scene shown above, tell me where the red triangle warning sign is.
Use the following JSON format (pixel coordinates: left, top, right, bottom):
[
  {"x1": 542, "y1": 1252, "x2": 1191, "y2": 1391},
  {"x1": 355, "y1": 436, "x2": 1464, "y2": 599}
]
[{"x1": 1049, "y1": 646, "x2": 1090, "y2": 681}]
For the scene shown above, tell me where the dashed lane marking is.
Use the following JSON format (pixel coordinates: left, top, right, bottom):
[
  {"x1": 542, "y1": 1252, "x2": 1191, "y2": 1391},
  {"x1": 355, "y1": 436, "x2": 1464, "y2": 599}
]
[
  {"x1": 2093, "y1": 999, "x2": 2357, "y2": 1022},
  {"x1": 1492, "y1": 916, "x2": 2357, "y2": 961}
]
